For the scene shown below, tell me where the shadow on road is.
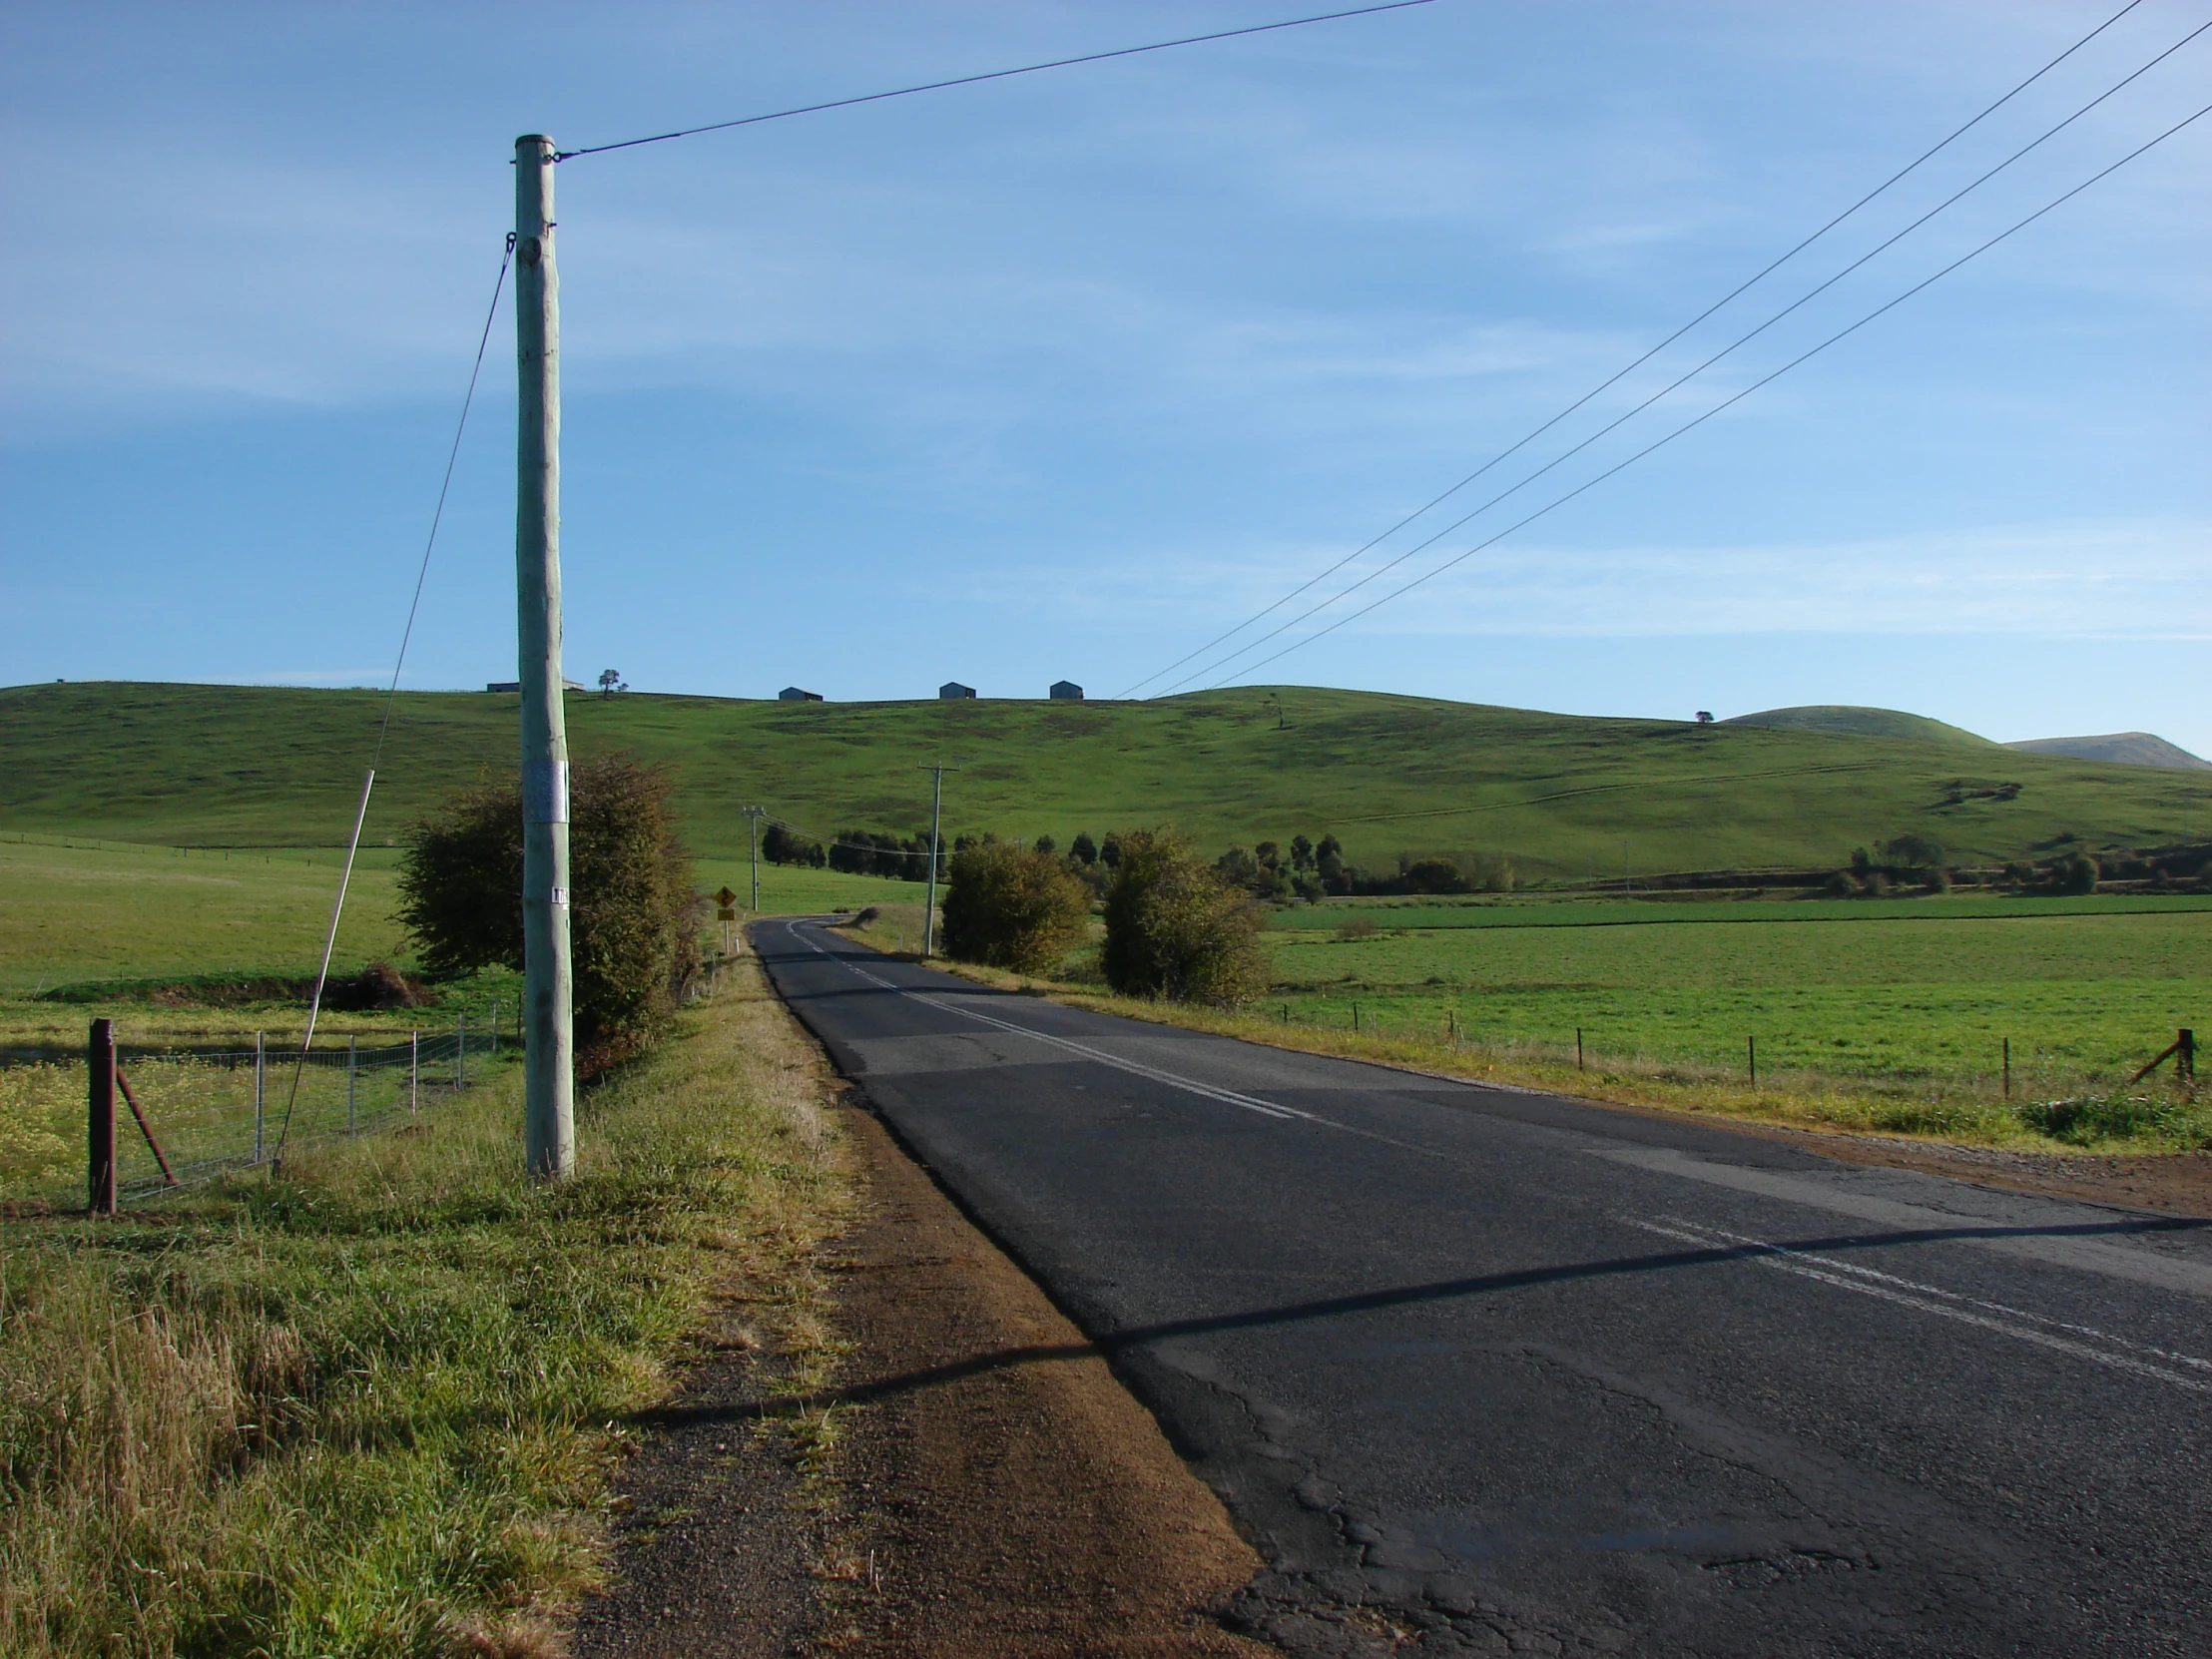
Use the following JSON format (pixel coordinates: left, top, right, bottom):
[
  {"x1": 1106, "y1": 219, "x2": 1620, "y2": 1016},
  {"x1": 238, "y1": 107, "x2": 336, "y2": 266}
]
[{"x1": 636, "y1": 1214, "x2": 2203, "y2": 1428}]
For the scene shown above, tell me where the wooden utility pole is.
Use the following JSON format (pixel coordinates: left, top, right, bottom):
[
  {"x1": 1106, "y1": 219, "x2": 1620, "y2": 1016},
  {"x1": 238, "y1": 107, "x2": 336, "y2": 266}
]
[
  {"x1": 87, "y1": 1018, "x2": 116, "y2": 1216},
  {"x1": 744, "y1": 806, "x2": 766, "y2": 911},
  {"x1": 919, "y1": 762, "x2": 959, "y2": 957},
  {"x1": 516, "y1": 134, "x2": 574, "y2": 1180}
]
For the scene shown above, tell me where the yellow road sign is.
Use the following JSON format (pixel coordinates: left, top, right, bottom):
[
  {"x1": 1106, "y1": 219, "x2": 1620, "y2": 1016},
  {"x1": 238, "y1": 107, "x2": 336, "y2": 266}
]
[
  {"x1": 713, "y1": 885, "x2": 739, "y2": 908},
  {"x1": 716, "y1": 906, "x2": 738, "y2": 921}
]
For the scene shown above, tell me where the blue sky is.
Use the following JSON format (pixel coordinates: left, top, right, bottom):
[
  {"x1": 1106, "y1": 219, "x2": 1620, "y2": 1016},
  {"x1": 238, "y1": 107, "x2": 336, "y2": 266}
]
[{"x1": 3, "y1": 1, "x2": 2206, "y2": 752}]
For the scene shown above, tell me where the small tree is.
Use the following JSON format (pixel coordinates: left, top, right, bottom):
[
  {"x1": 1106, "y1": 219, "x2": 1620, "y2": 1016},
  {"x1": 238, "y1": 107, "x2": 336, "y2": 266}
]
[
  {"x1": 1069, "y1": 831, "x2": 1099, "y2": 866},
  {"x1": 397, "y1": 755, "x2": 701, "y2": 1065},
  {"x1": 597, "y1": 669, "x2": 626, "y2": 699},
  {"x1": 938, "y1": 842, "x2": 1091, "y2": 972},
  {"x1": 1402, "y1": 856, "x2": 1468, "y2": 894},
  {"x1": 1102, "y1": 827, "x2": 1269, "y2": 1005}
]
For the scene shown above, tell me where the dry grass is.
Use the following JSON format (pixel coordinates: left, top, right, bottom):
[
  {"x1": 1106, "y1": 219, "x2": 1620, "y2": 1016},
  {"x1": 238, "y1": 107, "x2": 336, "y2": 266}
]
[{"x1": 0, "y1": 955, "x2": 850, "y2": 1658}]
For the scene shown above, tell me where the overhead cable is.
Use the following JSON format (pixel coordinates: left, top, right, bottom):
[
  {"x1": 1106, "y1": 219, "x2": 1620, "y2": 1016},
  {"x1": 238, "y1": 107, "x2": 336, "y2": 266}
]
[
  {"x1": 1115, "y1": 0, "x2": 2153, "y2": 697},
  {"x1": 1153, "y1": 15, "x2": 2212, "y2": 695},
  {"x1": 554, "y1": 1, "x2": 1436, "y2": 160},
  {"x1": 1206, "y1": 100, "x2": 2212, "y2": 690},
  {"x1": 272, "y1": 239, "x2": 514, "y2": 1167}
]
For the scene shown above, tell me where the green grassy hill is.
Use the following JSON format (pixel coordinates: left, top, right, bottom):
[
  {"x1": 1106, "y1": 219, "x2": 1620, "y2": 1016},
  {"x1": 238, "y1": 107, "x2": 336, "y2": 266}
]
[
  {"x1": 1721, "y1": 704, "x2": 1995, "y2": 748},
  {"x1": 2005, "y1": 732, "x2": 2212, "y2": 771},
  {"x1": 2, "y1": 681, "x2": 2202, "y2": 880}
]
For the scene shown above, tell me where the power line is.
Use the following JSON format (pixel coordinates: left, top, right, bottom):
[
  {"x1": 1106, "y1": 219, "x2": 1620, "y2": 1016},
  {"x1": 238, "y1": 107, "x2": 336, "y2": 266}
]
[
  {"x1": 272, "y1": 238, "x2": 514, "y2": 1168},
  {"x1": 1155, "y1": 14, "x2": 2212, "y2": 695},
  {"x1": 1115, "y1": 0, "x2": 2153, "y2": 698},
  {"x1": 373, "y1": 236, "x2": 516, "y2": 769},
  {"x1": 554, "y1": 1, "x2": 1437, "y2": 161},
  {"x1": 1207, "y1": 99, "x2": 2212, "y2": 691}
]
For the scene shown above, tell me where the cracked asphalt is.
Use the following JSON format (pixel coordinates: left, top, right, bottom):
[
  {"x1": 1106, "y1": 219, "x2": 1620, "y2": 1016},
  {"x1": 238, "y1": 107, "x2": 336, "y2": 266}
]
[{"x1": 757, "y1": 917, "x2": 2212, "y2": 1657}]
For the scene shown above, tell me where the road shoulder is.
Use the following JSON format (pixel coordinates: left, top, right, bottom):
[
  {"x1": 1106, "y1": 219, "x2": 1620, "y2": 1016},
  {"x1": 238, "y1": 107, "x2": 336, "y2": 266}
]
[{"x1": 812, "y1": 1097, "x2": 1275, "y2": 1657}]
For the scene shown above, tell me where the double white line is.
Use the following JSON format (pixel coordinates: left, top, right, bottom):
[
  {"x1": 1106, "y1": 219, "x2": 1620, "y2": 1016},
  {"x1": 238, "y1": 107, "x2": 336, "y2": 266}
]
[
  {"x1": 792, "y1": 921, "x2": 1315, "y2": 1122},
  {"x1": 1630, "y1": 1215, "x2": 2212, "y2": 1395}
]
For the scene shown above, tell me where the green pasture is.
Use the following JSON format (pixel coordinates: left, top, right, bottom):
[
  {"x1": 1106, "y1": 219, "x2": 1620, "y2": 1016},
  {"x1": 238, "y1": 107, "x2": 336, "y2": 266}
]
[
  {"x1": 5, "y1": 680, "x2": 2204, "y2": 879},
  {"x1": 1274, "y1": 892, "x2": 2212, "y2": 929},
  {"x1": 1266, "y1": 905, "x2": 2210, "y2": 1091},
  {"x1": 0, "y1": 838, "x2": 409, "y2": 995},
  {"x1": 0, "y1": 836, "x2": 910, "y2": 1054}
]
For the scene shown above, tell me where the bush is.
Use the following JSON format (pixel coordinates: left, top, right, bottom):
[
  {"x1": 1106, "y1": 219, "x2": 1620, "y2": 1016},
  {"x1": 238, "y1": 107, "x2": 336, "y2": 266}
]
[
  {"x1": 2047, "y1": 851, "x2": 2099, "y2": 895},
  {"x1": 396, "y1": 755, "x2": 703, "y2": 1064},
  {"x1": 938, "y1": 842, "x2": 1091, "y2": 972},
  {"x1": 1101, "y1": 827, "x2": 1269, "y2": 1005},
  {"x1": 1402, "y1": 856, "x2": 1468, "y2": 894}
]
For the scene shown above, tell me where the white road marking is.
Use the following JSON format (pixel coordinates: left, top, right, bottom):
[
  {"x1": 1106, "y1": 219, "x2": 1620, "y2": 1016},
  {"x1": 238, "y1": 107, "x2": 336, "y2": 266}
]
[
  {"x1": 788, "y1": 920, "x2": 1314, "y2": 1122},
  {"x1": 1599, "y1": 1146, "x2": 2212, "y2": 1301},
  {"x1": 1629, "y1": 1216, "x2": 2212, "y2": 1395}
]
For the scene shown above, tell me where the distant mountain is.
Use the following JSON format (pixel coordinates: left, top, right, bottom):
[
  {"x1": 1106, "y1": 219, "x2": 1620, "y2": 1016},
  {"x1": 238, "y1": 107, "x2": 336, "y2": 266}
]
[
  {"x1": 1721, "y1": 706, "x2": 1994, "y2": 748},
  {"x1": 2004, "y1": 733, "x2": 2211, "y2": 771}
]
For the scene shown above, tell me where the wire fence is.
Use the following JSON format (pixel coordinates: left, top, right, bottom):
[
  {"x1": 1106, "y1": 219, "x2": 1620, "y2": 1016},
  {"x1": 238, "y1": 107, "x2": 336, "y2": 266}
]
[
  {"x1": 108, "y1": 1029, "x2": 502, "y2": 1200},
  {"x1": 0, "y1": 1021, "x2": 507, "y2": 1207}
]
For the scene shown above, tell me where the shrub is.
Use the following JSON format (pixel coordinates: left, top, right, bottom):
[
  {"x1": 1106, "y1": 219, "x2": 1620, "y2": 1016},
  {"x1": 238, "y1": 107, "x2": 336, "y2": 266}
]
[
  {"x1": 1334, "y1": 915, "x2": 1381, "y2": 941},
  {"x1": 1101, "y1": 827, "x2": 1269, "y2": 1005},
  {"x1": 2047, "y1": 851, "x2": 2099, "y2": 895},
  {"x1": 938, "y1": 842, "x2": 1091, "y2": 972},
  {"x1": 1402, "y1": 856, "x2": 1468, "y2": 894},
  {"x1": 396, "y1": 755, "x2": 702, "y2": 1064}
]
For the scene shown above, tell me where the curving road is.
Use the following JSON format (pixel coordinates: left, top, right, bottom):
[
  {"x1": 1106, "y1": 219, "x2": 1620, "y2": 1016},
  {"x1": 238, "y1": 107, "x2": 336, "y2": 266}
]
[{"x1": 756, "y1": 916, "x2": 2211, "y2": 1657}]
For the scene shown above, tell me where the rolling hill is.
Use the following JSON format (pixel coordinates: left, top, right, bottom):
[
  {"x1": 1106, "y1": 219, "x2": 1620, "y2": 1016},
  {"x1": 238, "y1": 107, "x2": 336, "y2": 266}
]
[
  {"x1": 1721, "y1": 705, "x2": 1996, "y2": 748},
  {"x1": 2, "y1": 681, "x2": 2203, "y2": 881},
  {"x1": 2005, "y1": 733, "x2": 2212, "y2": 771}
]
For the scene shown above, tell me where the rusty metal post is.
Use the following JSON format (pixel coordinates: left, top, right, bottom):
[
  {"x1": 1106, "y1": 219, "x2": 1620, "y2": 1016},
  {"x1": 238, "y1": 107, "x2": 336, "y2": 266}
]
[{"x1": 88, "y1": 1018, "x2": 116, "y2": 1215}]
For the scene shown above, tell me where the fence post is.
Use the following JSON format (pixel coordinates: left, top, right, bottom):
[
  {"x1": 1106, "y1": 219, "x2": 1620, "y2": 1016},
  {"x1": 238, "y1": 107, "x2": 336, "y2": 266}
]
[
  {"x1": 88, "y1": 1018, "x2": 116, "y2": 1216},
  {"x1": 2002, "y1": 1036, "x2": 2011, "y2": 1099},
  {"x1": 2182, "y1": 1028, "x2": 2196, "y2": 1084},
  {"x1": 346, "y1": 1034, "x2": 357, "y2": 1134},
  {"x1": 1748, "y1": 1035, "x2": 1757, "y2": 1089},
  {"x1": 456, "y1": 1009, "x2": 466, "y2": 1090},
  {"x1": 1576, "y1": 1027, "x2": 1584, "y2": 1071},
  {"x1": 1354, "y1": 1001, "x2": 1361, "y2": 1034},
  {"x1": 1448, "y1": 1009, "x2": 1457, "y2": 1046},
  {"x1": 253, "y1": 1030, "x2": 266, "y2": 1163},
  {"x1": 409, "y1": 1031, "x2": 419, "y2": 1114},
  {"x1": 490, "y1": 997, "x2": 499, "y2": 1058}
]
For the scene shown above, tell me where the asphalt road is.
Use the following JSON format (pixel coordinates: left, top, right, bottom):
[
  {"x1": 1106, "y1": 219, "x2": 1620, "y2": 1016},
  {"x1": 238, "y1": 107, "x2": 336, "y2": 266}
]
[{"x1": 757, "y1": 917, "x2": 2212, "y2": 1658}]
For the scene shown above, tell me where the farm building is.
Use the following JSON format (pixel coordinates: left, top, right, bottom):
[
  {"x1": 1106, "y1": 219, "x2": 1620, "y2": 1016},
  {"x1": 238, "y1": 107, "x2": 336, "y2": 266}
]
[
  {"x1": 779, "y1": 686, "x2": 824, "y2": 702},
  {"x1": 1049, "y1": 680, "x2": 1083, "y2": 701},
  {"x1": 939, "y1": 681, "x2": 976, "y2": 700}
]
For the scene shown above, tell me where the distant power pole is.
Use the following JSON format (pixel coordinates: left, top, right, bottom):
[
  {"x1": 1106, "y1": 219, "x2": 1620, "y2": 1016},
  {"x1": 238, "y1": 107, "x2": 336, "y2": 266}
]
[
  {"x1": 515, "y1": 134, "x2": 573, "y2": 1180},
  {"x1": 744, "y1": 806, "x2": 766, "y2": 911},
  {"x1": 918, "y1": 762, "x2": 960, "y2": 957}
]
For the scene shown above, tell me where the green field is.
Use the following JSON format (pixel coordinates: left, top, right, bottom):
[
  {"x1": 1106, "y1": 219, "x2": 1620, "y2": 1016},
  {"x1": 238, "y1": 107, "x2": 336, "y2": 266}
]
[
  {"x1": 1265, "y1": 902, "x2": 2209, "y2": 1094},
  {"x1": 1273, "y1": 892, "x2": 2212, "y2": 929},
  {"x1": 5, "y1": 680, "x2": 2205, "y2": 879}
]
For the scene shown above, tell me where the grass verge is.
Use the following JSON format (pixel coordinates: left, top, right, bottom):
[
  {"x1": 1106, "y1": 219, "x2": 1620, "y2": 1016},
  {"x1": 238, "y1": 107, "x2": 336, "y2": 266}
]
[
  {"x1": 832, "y1": 915, "x2": 2207, "y2": 1156},
  {"x1": 0, "y1": 956, "x2": 849, "y2": 1658}
]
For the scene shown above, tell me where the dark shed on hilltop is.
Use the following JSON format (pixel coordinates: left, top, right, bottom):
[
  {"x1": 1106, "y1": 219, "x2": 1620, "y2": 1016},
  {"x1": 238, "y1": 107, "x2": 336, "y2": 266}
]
[
  {"x1": 1049, "y1": 680, "x2": 1083, "y2": 701},
  {"x1": 939, "y1": 682, "x2": 976, "y2": 700},
  {"x1": 779, "y1": 687, "x2": 824, "y2": 702}
]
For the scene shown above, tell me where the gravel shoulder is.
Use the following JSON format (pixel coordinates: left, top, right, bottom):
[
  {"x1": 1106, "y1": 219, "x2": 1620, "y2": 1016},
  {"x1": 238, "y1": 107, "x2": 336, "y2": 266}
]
[{"x1": 573, "y1": 1007, "x2": 1275, "y2": 1657}]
